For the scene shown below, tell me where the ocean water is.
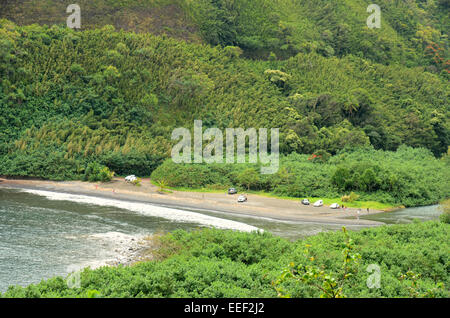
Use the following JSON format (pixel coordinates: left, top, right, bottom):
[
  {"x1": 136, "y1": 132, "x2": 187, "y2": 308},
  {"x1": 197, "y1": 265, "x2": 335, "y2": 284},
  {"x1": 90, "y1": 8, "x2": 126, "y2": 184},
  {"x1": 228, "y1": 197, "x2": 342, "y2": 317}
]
[{"x1": 0, "y1": 187, "x2": 441, "y2": 292}]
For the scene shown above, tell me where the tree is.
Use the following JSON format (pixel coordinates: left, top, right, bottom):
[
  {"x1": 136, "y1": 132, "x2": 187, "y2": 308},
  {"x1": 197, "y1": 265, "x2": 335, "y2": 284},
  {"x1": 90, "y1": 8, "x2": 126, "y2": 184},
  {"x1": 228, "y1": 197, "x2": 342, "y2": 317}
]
[
  {"x1": 84, "y1": 162, "x2": 114, "y2": 182},
  {"x1": 360, "y1": 168, "x2": 380, "y2": 192},
  {"x1": 237, "y1": 168, "x2": 260, "y2": 190},
  {"x1": 331, "y1": 167, "x2": 351, "y2": 190},
  {"x1": 264, "y1": 69, "x2": 291, "y2": 90}
]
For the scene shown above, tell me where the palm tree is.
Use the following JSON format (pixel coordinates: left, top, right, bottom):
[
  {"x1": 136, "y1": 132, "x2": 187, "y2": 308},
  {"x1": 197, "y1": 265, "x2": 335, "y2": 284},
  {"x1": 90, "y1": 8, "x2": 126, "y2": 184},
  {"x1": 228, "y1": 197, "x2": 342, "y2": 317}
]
[
  {"x1": 342, "y1": 100, "x2": 359, "y2": 117},
  {"x1": 156, "y1": 178, "x2": 168, "y2": 193}
]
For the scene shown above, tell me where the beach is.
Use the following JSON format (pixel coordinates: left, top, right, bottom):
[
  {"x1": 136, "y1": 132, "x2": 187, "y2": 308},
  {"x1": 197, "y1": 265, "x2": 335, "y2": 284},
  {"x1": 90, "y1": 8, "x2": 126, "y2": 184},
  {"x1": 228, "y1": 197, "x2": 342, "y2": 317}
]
[{"x1": 0, "y1": 177, "x2": 384, "y2": 226}]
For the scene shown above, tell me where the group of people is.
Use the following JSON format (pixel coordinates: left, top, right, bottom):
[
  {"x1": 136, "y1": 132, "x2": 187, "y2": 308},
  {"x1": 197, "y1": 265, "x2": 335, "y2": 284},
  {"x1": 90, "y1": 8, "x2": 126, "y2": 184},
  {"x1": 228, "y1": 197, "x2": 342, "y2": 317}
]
[{"x1": 341, "y1": 205, "x2": 370, "y2": 212}]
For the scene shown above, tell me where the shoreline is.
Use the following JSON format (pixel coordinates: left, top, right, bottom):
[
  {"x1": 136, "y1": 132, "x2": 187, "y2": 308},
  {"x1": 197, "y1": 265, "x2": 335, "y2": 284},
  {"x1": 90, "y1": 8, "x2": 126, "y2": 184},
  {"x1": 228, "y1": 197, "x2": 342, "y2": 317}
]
[
  {"x1": 78, "y1": 232, "x2": 151, "y2": 268},
  {"x1": 0, "y1": 177, "x2": 387, "y2": 272},
  {"x1": 0, "y1": 177, "x2": 386, "y2": 226}
]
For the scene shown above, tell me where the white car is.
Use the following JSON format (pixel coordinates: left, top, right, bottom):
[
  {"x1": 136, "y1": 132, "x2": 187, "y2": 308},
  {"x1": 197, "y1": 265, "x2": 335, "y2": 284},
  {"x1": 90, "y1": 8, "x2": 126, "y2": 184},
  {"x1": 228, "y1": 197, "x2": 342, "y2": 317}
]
[
  {"x1": 237, "y1": 195, "x2": 247, "y2": 203},
  {"x1": 313, "y1": 200, "x2": 324, "y2": 207},
  {"x1": 125, "y1": 175, "x2": 137, "y2": 182},
  {"x1": 330, "y1": 203, "x2": 340, "y2": 209}
]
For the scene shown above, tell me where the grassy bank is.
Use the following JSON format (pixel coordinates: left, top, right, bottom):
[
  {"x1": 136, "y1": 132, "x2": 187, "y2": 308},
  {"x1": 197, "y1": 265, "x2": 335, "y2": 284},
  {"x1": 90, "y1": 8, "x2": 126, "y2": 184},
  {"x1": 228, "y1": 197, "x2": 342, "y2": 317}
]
[
  {"x1": 152, "y1": 180, "x2": 397, "y2": 211},
  {"x1": 2, "y1": 221, "x2": 448, "y2": 298},
  {"x1": 258, "y1": 194, "x2": 396, "y2": 211}
]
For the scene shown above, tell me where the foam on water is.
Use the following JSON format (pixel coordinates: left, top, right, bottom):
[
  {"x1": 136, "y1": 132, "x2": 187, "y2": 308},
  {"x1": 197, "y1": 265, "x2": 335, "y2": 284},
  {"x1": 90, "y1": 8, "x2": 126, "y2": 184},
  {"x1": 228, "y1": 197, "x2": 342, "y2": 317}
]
[{"x1": 19, "y1": 189, "x2": 260, "y2": 233}]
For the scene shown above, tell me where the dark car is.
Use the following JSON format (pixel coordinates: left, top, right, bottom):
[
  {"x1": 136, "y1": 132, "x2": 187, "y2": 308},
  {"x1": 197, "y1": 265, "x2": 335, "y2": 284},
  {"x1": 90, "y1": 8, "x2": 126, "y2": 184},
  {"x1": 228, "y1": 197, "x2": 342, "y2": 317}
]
[
  {"x1": 228, "y1": 188, "x2": 238, "y2": 195},
  {"x1": 301, "y1": 199, "x2": 310, "y2": 205}
]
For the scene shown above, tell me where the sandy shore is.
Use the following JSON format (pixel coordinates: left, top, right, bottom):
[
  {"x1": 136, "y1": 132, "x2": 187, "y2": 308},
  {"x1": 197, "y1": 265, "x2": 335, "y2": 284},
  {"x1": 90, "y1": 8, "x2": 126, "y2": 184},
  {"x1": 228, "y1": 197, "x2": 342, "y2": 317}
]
[
  {"x1": 0, "y1": 177, "x2": 385, "y2": 226},
  {"x1": 0, "y1": 177, "x2": 388, "y2": 269}
]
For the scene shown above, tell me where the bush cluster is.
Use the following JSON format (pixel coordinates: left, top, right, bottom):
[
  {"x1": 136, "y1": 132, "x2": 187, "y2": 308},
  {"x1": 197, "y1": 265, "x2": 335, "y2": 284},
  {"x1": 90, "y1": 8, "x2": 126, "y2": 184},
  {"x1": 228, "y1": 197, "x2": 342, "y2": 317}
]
[{"x1": 1, "y1": 221, "x2": 448, "y2": 298}]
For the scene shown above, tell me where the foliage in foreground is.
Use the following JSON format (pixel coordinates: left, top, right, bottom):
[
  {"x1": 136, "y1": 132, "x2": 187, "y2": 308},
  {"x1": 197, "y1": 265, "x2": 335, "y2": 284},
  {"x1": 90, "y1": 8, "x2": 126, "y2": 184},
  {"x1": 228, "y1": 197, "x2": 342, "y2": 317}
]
[
  {"x1": 440, "y1": 199, "x2": 450, "y2": 224},
  {"x1": 2, "y1": 221, "x2": 448, "y2": 298}
]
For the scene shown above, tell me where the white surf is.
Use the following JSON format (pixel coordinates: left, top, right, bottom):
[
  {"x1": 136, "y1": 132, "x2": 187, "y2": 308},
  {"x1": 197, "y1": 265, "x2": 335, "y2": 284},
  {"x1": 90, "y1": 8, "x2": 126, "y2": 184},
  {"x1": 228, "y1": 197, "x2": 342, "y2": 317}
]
[{"x1": 20, "y1": 189, "x2": 261, "y2": 233}]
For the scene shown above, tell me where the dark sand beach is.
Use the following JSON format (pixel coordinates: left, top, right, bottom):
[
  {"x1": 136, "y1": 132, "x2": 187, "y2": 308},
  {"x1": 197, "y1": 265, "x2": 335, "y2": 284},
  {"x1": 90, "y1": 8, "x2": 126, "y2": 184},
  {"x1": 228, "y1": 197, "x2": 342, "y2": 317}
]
[{"x1": 0, "y1": 177, "x2": 385, "y2": 226}]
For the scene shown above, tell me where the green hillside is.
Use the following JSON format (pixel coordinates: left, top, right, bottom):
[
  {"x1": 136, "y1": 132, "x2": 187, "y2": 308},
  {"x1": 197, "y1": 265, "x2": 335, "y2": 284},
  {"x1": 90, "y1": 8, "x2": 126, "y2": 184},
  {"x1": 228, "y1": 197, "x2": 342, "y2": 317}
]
[
  {"x1": 0, "y1": 1, "x2": 449, "y2": 206},
  {"x1": 2, "y1": 0, "x2": 449, "y2": 67}
]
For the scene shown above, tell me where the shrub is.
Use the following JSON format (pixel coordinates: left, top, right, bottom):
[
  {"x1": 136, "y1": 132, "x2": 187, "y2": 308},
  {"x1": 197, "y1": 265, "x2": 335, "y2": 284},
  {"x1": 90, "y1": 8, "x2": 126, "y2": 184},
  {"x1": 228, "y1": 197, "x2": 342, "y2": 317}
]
[
  {"x1": 342, "y1": 192, "x2": 360, "y2": 203},
  {"x1": 131, "y1": 178, "x2": 141, "y2": 187},
  {"x1": 84, "y1": 162, "x2": 114, "y2": 182}
]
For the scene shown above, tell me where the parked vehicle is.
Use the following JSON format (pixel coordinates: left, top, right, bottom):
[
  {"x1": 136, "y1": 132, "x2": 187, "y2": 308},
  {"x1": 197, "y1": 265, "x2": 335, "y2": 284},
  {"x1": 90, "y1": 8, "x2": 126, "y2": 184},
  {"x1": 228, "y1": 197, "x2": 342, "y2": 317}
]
[
  {"x1": 301, "y1": 199, "x2": 310, "y2": 205},
  {"x1": 313, "y1": 200, "x2": 324, "y2": 207},
  {"x1": 125, "y1": 175, "x2": 137, "y2": 182},
  {"x1": 237, "y1": 195, "x2": 247, "y2": 203},
  {"x1": 330, "y1": 203, "x2": 340, "y2": 209},
  {"x1": 228, "y1": 188, "x2": 238, "y2": 195}
]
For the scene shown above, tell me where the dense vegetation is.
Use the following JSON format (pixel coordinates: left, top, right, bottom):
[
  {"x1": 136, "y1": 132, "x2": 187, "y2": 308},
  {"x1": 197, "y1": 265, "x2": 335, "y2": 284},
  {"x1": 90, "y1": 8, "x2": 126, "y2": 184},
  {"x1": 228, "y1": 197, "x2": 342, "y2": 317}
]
[
  {"x1": 3, "y1": 0, "x2": 449, "y2": 69},
  {"x1": 0, "y1": 1, "x2": 448, "y2": 206},
  {"x1": 440, "y1": 199, "x2": 450, "y2": 223},
  {"x1": 151, "y1": 146, "x2": 450, "y2": 207},
  {"x1": 2, "y1": 221, "x2": 448, "y2": 298}
]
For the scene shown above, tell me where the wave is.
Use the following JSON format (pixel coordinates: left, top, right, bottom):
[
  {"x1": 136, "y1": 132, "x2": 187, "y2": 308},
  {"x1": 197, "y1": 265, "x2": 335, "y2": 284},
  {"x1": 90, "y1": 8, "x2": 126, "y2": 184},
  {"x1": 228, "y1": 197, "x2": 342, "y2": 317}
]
[{"x1": 19, "y1": 189, "x2": 260, "y2": 233}]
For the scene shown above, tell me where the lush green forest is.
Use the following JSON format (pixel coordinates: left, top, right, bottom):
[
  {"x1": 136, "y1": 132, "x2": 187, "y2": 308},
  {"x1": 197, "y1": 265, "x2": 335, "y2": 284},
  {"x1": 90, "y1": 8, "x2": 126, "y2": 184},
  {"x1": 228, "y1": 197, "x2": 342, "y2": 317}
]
[
  {"x1": 0, "y1": 1, "x2": 449, "y2": 206},
  {"x1": 2, "y1": 221, "x2": 449, "y2": 298},
  {"x1": 2, "y1": 0, "x2": 449, "y2": 69}
]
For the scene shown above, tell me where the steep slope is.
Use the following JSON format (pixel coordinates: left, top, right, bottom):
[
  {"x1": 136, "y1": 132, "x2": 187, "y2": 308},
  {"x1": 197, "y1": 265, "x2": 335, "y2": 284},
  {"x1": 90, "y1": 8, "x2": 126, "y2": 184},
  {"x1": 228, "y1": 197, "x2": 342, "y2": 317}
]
[
  {"x1": 0, "y1": 20, "x2": 448, "y2": 180},
  {"x1": 2, "y1": 0, "x2": 448, "y2": 70},
  {"x1": 1, "y1": 0, "x2": 200, "y2": 41},
  {"x1": 0, "y1": 1, "x2": 448, "y2": 183}
]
